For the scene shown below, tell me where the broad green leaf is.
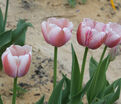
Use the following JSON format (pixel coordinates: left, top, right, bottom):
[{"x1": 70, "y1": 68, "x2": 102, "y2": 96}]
[
  {"x1": 0, "y1": 95, "x2": 3, "y2": 104},
  {"x1": 102, "y1": 78, "x2": 121, "y2": 104},
  {"x1": 92, "y1": 99, "x2": 104, "y2": 104},
  {"x1": 0, "y1": 8, "x2": 4, "y2": 33},
  {"x1": 70, "y1": 44, "x2": 81, "y2": 98},
  {"x1": 103, "y1": 78, "x2": 121, "y2": 96},
  {"x1": 0, "y1": 30, "x2": 12, "y2": 48},
  {"x1": 0, "y1": 30, "x2": 12, "y2": 69},
  {"x1": 62, "y1": 75, "x2": 71, "y2": 104},
  {"x1": 89, "y1": 57, "x2": 98, "y2": 78},
  {"x1": 36, "y1": 96, "x2": 44, "y2": 104},
  {"x1": 48, "y1": 78, "x2": 64, "y2": 104},
  {"x1": 87, "y1": 56, "x2": 109, "y2": 103},
  {"x1": 69, "y1": 44, "x2": 82, "y2": 104},
  {"x1": 68, "y1": 0, "x2": 76, "y2": 7},
  {"x1": 80, "y1": 77, "x2": 92, "y2": 98},
  {"x1": 68, "y1": 95, "x2": 83, "y2": 104},
  {"x1": 11, "y1": 19, "x2": 32, "y2": 45}
]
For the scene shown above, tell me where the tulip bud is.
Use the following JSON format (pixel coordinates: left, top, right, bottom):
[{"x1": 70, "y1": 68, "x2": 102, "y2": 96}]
[
  {"x1": 108, "y1": 45, "x2": 121, "y2": 61},
  {"x1": 2, "y1": 45, "x2": 32, "y2": 78},
  {"x1": 41, "y1": 18, "x2": 73, "y2": 47}
]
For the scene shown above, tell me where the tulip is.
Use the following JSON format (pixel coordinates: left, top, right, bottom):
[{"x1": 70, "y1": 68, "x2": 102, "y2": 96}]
[
  {"x1": 2, "y1": 45, "x2": 32, "y2": 104},
  {"x1": 2, "y1": 45, "x2": 32, "y2": 78},
  {"x1": 77, "y1": 18, "x2": 106, "y2": 49},
  {"x1": 41, "y1": 18, "x2": 73, "y2": 88},
  {"x1": 77, "y1": 18, "x2": 107, "y2": 91},
  {"x1": 104, "y1": 22, "x2": 121, "y2": 48},
  {"x1": 41, "y1": 18, "x2": 73, "y2": 47}
]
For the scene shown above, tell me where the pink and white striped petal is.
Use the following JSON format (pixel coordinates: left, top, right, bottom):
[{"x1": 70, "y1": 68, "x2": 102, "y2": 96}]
[
  {"x1": 2, "y1": 52, "x2": 18, "y2": 77},
  {"x1": 88, "y1": 30, "x2": 106, "y2": 49},
  {"x1": 17, "y1": 54, "x2": 31, "y2": 77}
]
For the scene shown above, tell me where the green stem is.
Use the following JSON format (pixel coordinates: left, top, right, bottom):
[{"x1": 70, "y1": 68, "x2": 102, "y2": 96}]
[
  {"x1": 99, "y1": 46, "x2": 107, "y2": 64},
  {"x1": 88, "y1": 46, "x2": 108, "y2": 103},
  {"x1": 3, "y1": 0, "x2": 9, "y2": 31},
  {"x1": 95, "y1": 46, "x2": 107, "y2": 84},
  {"x1": 12, "y1": 77, "x2": 17, "y2": 104},
  {"x1": 53, "y1": 47, "x2": 58, "y2": 88},
  {"x1": 80, "y1": 47, "x2": 88, "y2": 89}
]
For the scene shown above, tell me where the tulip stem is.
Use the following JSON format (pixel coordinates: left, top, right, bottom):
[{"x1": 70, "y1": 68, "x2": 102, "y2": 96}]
[
  {"x1": 99, "y1": 46, "x2": 107, "y2": 64},
  {"x1": 80, "y1": 47, "x2": 88, "y2": 89},
  {"x1": 12, "y1": 77, "x2": 17, "y2": 104},
  {"x1": 53, "y1": 47, "x2": 58, "y2": 88},
  {"x1": 3, "y1": 0, "x2": 9, "y2": 31}
]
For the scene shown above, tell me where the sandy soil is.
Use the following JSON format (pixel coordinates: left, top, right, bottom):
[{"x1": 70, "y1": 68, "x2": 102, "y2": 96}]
[{"x1": 0, "y1": 0, "x2": 121, "y2": 103}]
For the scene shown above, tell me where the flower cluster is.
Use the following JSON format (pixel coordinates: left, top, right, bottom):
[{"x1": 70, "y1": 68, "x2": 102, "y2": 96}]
[{"x1": 41, "y1": 18, "x2": 121, "y2": 49}]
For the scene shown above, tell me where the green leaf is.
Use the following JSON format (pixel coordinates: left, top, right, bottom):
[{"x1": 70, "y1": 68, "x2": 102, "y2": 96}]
[
  {"x1": 62, "y1": 75, "x2": 71, "y2": 104},
  {"x1": 89, "y1": 57, "x2": 98, "y2": 78},
  {"x1": 68, "y1": 44, "x2": 82, "y2": 104},
  {"x1": 80, "y1": 78, "x2": 92, "y2": 98},
  {"x1": 0, "y1": 8, "x2": 4, "y2": 33},
  {"x1": 87, "y1": 56, "x2": 109, "y2": 103},
  {"x1": 68, "y1": 95, "x2": 83, "y2": 104},
  {"x1": 0, "y1": 95, "x2": 3, "y2": 104},
  {"x1": 36, "y1": 96, "x2": 44, "y2": 104},
  {"x1": 102, "y1": 78, "x2": 121, "y2": 104},
  {"x1": 0, "y1": 30, "x2": 12, "y2": 69},
  {"x1": 10, "y1": 84, "x2": 28, "y2": 97},
  {"x1": 16, "y1": 85, "x2": 28, "y2": 97},
  {"x1": 68, "y1": 0, "x2": 76, "y2": 7},
  {"x1": 92, "y1": 99, "x2": 104, "y2": 104},
  {"x1": 0, "y1": 30, "x2": 12, "y2": 48},
  {"x1": 70, "y1": 44, "x2": 81, "y2": 97},
  {"x1": 82, "y1": 0, "x2": 87, "y2": 4},
  {"x1": 48, "y1": 78, "x2": 64, "y2": 104},
  {"x1": 11, "y1": 19, "x2": 32, "y2": 45},
  {"x1": 103, "y1": 78, "x2": 121, "y2": 96}
]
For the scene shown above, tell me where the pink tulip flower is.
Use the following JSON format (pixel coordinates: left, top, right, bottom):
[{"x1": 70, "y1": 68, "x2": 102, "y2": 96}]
[
  {"x1": 2, "y1": 45, "x2": 32, "y2": 78},
  {"x1": 104, "y1": 22, "x2": 121, "y2": 48},
  {"x1": 41, "y1": 18, "x2": 73, "y2": 47},
  {"x1": 77, "y1": 18, "x2": 106, "y2": 49}
]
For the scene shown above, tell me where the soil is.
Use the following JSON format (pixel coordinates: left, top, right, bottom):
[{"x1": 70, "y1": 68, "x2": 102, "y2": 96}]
[{"x1": 0, "y1": 0, "x2": 121, "y2": 104}]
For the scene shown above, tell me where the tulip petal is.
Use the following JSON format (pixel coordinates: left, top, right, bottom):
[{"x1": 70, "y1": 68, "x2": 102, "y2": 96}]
[
  {"x1": 47, "y1": 25, "x2": 64, "y2": 47},
  {"x1": 95, "y1": 22, "x2": 106, "y2": 32},
  {"x1": 41, "y1": 21, "x2": 49, "y2": 43},
  {"x1": 89, "y1": 30, "x2": 106, "y2": 49},
  {"x1": 17, "y1": 54, "x2": 31, "y2": 77},
  {"x1": 83, "y1": 18, "x2": 95, "y2": 28},
  {"x1": 109, "y1": 22, "x2": 121, "y2": 36},
  {"x1": 81, "y1": 27, "x2": 92, "y2": 46},
  {"x1": 2, "y1": 53, "x2": 18, "y2": 77},
  {"x1": 63, "y1": 27, "x2": 72, "y2": 41},
  {"x1": 67, "y1": 22, "x2": 73, "y2": 31},
  {"x1": 47, "y1": 18, "x2": 72, "y2": 29},
  {"x1": 10, "y1": 45, "x2": 26, "y2": 56},
  {"x1": 105, "y1": 33, "x2": 121, "y2": 48}
]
